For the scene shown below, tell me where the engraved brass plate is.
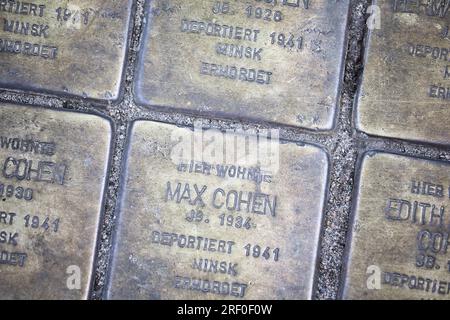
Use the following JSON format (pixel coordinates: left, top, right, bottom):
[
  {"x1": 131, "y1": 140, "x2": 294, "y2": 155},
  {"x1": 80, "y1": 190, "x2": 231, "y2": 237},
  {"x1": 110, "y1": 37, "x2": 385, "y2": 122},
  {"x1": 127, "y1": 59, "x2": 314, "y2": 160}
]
[
  {"x1": 0, "y1": 0, "x2": 133, "y2": 101},
  {"x1": 134, "y1": 0, "x2": 349, "y2": 129},
  {"x1": 107, "y1": 121, "x2": 329, "y2": 299},
  {"x1": 0, "y1": 103, "x2": 112, "y2": 299},
  {"x1": 356, "y1": 0, "x2": 450, "y2": 145},
  {"x1": 343, "y1": 152, "x2": 450, "y2": 300}
]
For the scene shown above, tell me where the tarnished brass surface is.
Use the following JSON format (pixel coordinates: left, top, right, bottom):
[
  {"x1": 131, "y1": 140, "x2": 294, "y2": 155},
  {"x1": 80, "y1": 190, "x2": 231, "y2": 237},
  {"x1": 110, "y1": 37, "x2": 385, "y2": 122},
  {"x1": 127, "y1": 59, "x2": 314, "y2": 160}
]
[
  {"x1": 0, "y1": 0, "x2": 133, "y2": 101},
  {"x1": 342, "y1": 152, "x2": 450, "y2": 300},
  {"x1": 107, "y1": 120, "x2": 329, "y2": 299},
  {"x1": 356, "y1": 0, "x2": 450, "y2": 145},
  {"x1": 134, "y1": 0, "x2": 349, "y2": 129},
  {"x1": 0, "y1": 103, "x2": 112, "y2": 299}
]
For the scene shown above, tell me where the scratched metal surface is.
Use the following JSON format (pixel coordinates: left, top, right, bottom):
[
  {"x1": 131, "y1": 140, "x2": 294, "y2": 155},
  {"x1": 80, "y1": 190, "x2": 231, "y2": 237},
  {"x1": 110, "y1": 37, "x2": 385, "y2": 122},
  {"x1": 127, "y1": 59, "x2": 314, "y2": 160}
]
[
  {"x1": 342, "y1": 152, "x2": 450, "y2": 299},
  {"x1": 134, "y1": 0, "x2": 349, "y2": 129},
  {"x1": 1, "y1": 0, "x2": 450, "y2": 300},
  {"x1": 0, "y1": 0, "x2": 133, "y2": 102},
  {"x1": 356, "y1": 0, "x2": 450, "y2": 146},
  {"x1": 106, "y1": 121, "x2": 329, "y2": 300},
  {"x1": 0, "y1": 103, "x2": 111, "y2": 299}
]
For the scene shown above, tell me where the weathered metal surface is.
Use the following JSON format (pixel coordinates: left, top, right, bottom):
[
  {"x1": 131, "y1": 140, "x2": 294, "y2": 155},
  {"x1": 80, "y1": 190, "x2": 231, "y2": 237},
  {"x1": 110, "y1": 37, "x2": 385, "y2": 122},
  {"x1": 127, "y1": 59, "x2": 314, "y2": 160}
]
[
  {"x1": 107, "y1": 120, "x2": 329, "y2": 299},
  {"x1": 356, "y1": 0, "x2": 450, "y2": 145},
  {"x1": 0, "y1": 0, "x2": 133, "y2": 101},
  {"x1": 343, "y1": 152, "x2": 450, "y2": 300},
  {"x1": 0, "y1": 103, "x2": 112, "y2": 299},
  {"x1": 134, "y1": 0, "x2": 349, "y2": 129}
]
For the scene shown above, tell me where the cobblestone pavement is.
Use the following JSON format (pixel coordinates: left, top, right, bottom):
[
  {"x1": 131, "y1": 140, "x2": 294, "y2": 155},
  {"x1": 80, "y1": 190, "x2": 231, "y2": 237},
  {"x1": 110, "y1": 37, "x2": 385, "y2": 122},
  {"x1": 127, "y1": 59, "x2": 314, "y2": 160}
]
[{"x1": 2, "y1": 0, "x2": 450, "y2": 300}]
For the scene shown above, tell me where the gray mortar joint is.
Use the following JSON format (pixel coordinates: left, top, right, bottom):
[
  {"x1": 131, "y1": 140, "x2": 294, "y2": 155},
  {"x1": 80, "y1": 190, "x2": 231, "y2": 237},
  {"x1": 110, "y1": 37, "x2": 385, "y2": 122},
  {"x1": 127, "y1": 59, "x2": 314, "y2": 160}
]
[{"x1": 2, "y1": 0, "x2": 450, "y2": 300}]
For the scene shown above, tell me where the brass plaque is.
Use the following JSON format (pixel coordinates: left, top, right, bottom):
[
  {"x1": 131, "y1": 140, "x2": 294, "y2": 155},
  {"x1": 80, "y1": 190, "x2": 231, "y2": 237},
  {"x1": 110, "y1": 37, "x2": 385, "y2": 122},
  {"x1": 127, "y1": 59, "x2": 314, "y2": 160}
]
[
  {"x1": 342, "y1": 152, "x2": 450, "y2": 300},
  {"x1": 0, "y1": 103, "x2": 112, "y2": 299},
  {"x1": 107, "y1": 121, "x2": 329, "y2": 299},
  {"x1": 0, "y1": 0, "x2": 133, "y2": 101},
  {"x1": 134, "y1": 0, "x2": 349, "y2": 129},
  {"x1": 356, "y1": 0, "x2": 450, "y2": 145}
]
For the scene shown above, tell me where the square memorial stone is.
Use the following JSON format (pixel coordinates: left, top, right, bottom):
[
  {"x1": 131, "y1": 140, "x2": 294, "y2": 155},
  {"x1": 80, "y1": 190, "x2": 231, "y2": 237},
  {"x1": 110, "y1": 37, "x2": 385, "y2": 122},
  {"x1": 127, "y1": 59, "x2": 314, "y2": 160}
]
[
  {"x1": 356, "y1": 0, "x2": 450, "y2": 145},
  {"x1": 0, "y1": 0, "x2": 133, "y2": 101},
  {"x1": 107, "y1": 120, "x2": 329, "y2": 299},
  {"x1": 342, "y1": 151, "x2": 450, "y2": 300},
  {"x1": 0, "y1": 103, "x2": 112, "y2": 299},
  {"x1": 134, "y1": 0, "x2": 349, "y2": 129}
]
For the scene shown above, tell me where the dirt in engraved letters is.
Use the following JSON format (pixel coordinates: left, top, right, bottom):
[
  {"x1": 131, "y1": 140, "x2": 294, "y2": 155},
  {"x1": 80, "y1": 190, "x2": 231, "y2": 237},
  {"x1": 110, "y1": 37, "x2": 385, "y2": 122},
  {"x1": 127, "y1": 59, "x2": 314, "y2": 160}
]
[
  {"x1": 343, "y1": 154, "x2": 450, "y2": 300},
  {"x1": 0, "y1": 0, "x2": 133, "y2": 100},
  {"x1": 136, "y1": 0, "x2": 349, "y2": 128},
  {"x1": 5, "y1": 0, "x2": 449, "y2": 302},
  {"x1": 106, "y1": 122, "x2": 329, "y2": 300},
  {"x1": 0, "y1": 105, "x2": 112, "y2": 300}
]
